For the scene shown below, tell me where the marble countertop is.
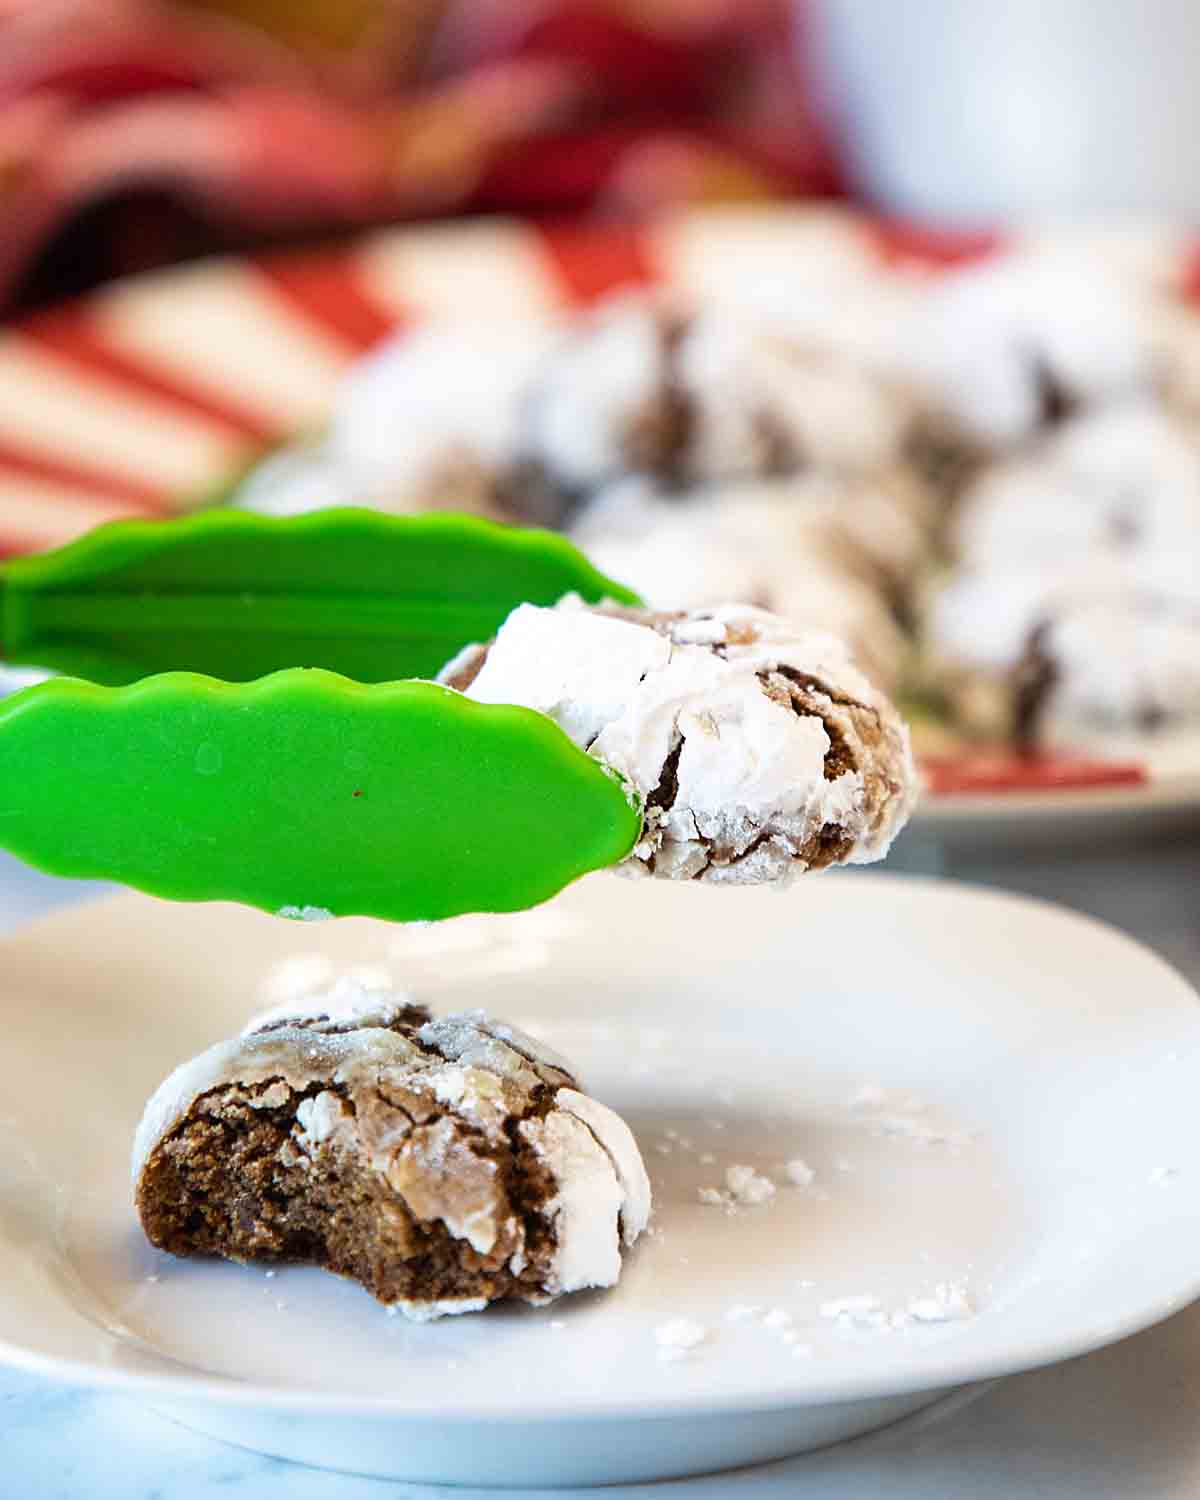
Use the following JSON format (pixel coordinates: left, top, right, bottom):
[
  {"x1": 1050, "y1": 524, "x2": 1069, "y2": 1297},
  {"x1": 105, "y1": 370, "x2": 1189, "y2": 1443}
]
[{"x1": 3, "y1": 833, "x2": 1199, "y2": 1498}]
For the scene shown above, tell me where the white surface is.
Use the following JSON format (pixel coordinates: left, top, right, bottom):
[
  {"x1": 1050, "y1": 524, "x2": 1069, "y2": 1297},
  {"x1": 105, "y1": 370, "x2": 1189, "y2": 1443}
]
[
  {"x1": 813, "y1": 0, "x2": 1200, "y2": 223},
  {"x1": 1, "y1": 875, "x2": 1199, "y2": 1483}
]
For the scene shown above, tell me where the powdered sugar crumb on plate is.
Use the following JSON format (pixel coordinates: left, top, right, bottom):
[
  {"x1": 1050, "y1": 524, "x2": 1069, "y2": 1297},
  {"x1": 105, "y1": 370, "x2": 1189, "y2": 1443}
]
[
  {"x1": 820, "y1": 1283, "x2": 976, "y2": 1331},
  {"x1": 698, "y1": 1164, "x2": 776, "y2": 1210},
  {"x1": 725, "y1": 1165, "x2": 776, "y2": 1204},
  {"x1": 820, "y1": 1295, "x2": 883, "y2": 1322},
  {"x1": 655, "y1": 1319, "x2": 708, "y2": 1361},
  {"x1": 906, "y1": 1281, "x2": 975, "y2": 1324},
  {"x1": 846, "y1": 1085, "x2": 977, "y2": 1148},
  {"x1": 725, "y1": 1304, "x2": 763, "y2": 1323}
]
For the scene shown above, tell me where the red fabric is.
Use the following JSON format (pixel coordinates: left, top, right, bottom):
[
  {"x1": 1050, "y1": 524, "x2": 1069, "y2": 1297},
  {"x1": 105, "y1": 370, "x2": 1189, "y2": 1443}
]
[
  {"x1": 0, "y1": 0, "x2": 839, "y2": 310},
  {"x1": 256, "y1": 251, "x2": 400, "y2": 352},
  {"x1": 922, "y1": 752, "x2": 1147, "y2": 797},
  {"x1": 20, "y1": 304, "x2": 278, "y2": 439},
  {"x1": 531, "y1": 220, "x2": 657, "y2": 304}
]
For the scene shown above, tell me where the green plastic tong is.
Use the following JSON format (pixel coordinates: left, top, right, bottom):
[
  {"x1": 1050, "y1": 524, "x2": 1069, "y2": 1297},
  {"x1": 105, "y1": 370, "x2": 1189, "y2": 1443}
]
[{"x1": 0, "y1": 509, "x2": 645, "y2": 923}]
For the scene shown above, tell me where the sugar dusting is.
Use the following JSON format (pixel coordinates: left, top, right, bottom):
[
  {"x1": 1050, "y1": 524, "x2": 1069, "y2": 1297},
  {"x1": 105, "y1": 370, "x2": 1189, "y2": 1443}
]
[
  {"x1": 655, "y1": 1318, "x2": 709, "y2": 1362},
  {"x1": 698, "y1": 1163, "x2": 777, "y2": 1210},
  {"x1": 820, "y1": 1282, "x2": 975, "y2": 1330},
  {"x1": 456, "y1": 599, "x2": 917, "y2": 884}
]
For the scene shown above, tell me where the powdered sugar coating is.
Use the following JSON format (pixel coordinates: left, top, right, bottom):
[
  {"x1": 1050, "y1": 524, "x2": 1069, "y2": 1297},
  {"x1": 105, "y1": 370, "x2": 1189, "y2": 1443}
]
[
  {"x1": 568, "y1": 476, "x2": 915, "y2": 690},
  {"x1": 676, "y1": 311, "x2": 916, "y2": 480},
  {"x1": 525, "y1": 291, "x2": 917, "y2": 495},
  {"x1": 330, "y1": 323, "x2": 553, "y2": 505},
  {"x1": 1034, "y1": 598, "x2": 1200, "y2": 735},
  {"x1": 902, "y1": 257, "x2": 1160, "y2": 449},
  {"x1": 556, "y1": 1087, "x2": 652, "y2": 1243},
  {"x1": 952, "y1": 405, "x2": 1200, "y2": 571},
  {"x1": 518, "y1": 1110, "x2": 625, "y2": 1294},
  {"x1": 448, "y1": 598, "x2": 916, "y2": 883},
  {"x1": 237, "y1": 323, "x2": 556, "y2": 521},
  {"x1": 928, "y1": 542, "x2": 1200, "y2": 737},
  {"x1": 525, "y1": 296, "x2": 669, "y2": 493},
  {"x1": 921, "y1": 394, "x2": 1200, "y2": 742},
  {"x1": 243, "y1": 976, "x2": 417, "y2": 1037}
]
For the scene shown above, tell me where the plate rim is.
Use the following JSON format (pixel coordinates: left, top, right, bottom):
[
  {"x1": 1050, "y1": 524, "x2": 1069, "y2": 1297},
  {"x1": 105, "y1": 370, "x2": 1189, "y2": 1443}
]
[{"x1": 911, "y1": 767, "x2": 1200, "y2": 827}]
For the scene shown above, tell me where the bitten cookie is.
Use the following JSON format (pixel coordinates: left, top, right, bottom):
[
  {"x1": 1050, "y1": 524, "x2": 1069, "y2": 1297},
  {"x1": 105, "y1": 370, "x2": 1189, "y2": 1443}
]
[
  {"x1": 440, "y1": 599, "x2": 917, "y2": 884},
  {"x1": 133, "y1": 985, "x2": 651, "y2": 1319}
]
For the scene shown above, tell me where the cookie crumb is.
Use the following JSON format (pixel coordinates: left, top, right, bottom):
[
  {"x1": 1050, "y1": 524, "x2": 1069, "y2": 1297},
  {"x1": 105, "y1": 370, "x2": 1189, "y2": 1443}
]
[
  {"x1": 907, "y1": 1281, "x2": 974, "y2": 1323},
  {"x1": 725, "y1": 1164, "x2": 776, "y2": 1205},
  {"x1": 655, "y1": 1318, "x2": 708, "y2": 1360},
  {"x1": 783, "y1": 1158, "x2": 816, "y2": 1187},
  {"x1": 820, "y1": 1294, "x2": 882, "y2": 1321}
]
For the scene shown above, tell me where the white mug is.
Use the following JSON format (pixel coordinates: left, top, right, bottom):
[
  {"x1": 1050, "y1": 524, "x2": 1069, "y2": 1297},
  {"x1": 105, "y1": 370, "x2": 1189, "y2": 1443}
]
[{"x1": 810, "y1": 0, "x2": 1200, "y2": 224}]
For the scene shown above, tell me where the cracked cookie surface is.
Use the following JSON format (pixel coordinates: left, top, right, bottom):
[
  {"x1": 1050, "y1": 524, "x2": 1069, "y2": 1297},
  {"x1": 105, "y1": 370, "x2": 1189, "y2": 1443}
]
[
  {"x1": 133, "y1": 984, "x2": 650, "y2": 1319},
  {"x1": 439, "y1": 598, "x2": 917, "y2": 884}
]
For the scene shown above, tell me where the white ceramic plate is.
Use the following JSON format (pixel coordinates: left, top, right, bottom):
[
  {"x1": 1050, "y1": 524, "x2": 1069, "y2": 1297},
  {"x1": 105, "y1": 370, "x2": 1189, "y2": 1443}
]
[
  {"x1": 913, "y1": 728, "x2": 1200, "y2": 847},
  {"x1": 1, "y1": 874, "x2": 1199, "y2": 1485}
]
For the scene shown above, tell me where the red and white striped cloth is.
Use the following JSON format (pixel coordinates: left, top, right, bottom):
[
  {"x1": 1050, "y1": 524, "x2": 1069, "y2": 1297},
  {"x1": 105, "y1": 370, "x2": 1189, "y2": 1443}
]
[{"x1": 2, "y1": 205, "x2": 1194, "y2": 798}]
